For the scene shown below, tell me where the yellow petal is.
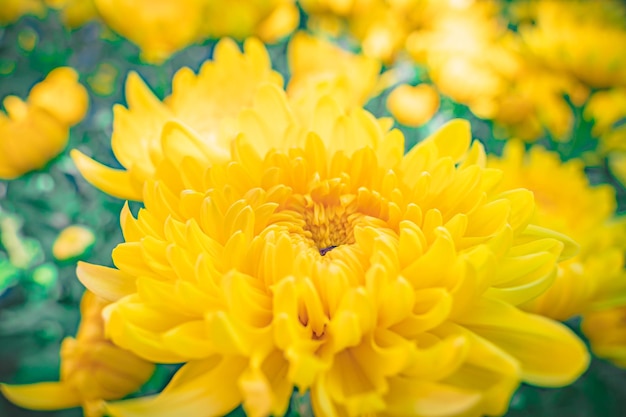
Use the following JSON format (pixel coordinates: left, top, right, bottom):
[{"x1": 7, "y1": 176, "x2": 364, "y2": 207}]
[
  {"x1": 71, "y1": 150, "x2": 141, "y2": 200},
  {"x1": 457, "y1": 297, "x2": 589, "y2": 387},
  {"x1": 1, "y1": 382, "x2": 81, "y2": 410},
  {"x1": 428, "y1": 119, "x2": 471, "y2": 162},
  {"x1": 104, "y1": 357, "x2": 246, "y2": 417},
  {"x1": 517, "y1": 224, "x2": 579, "y2": 261},
  {"x1": 76, "y1": 261, "x2": 137, "y2": 302},
  {"x1": 384, "y1": 377, "x2": 482, "y2": 417},
  {"x1": 160, "y1": 120, "x2": 228, "y2": 167}
]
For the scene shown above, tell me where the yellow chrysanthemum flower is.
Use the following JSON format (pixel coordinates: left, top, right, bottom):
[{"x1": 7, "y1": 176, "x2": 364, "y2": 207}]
[
  {"x1": 1, "y1": 291, "x2": 155, "y2": 417},
  {"x1": 29, "y1": 67, "x2": 90, "y2": 126},
  {"x1": 517, "y1": 0, "x2": 626, "y2": 88},
  {"x1": 71, "y1": 38, "x2": 283, "y2": 200},
  {"x1": 0, "y1": 0, "x2": 46, "y2": 25},
  {"x1": 299, "y1": 0, "x2": 471, "y2": 63},
  {"x1": 386, "y1": 83, "x2": 440, "y2": 127},
  {"x1": 287, "y1": 32, "x2": 382, "y2": 110},
  {"x1": 405, "y1": 1, "x2": 588, "y2": 142},
  {"x1": 488, "y1": 142, "x2": 626, "y2": 321},
  {"x1": 0, "y1": 67, "x2": 88, "y2": 180},
  {"x1": 45, "y1": 0, "x2": 99, "y2": 29},
  {"x1": 93, "y1": 0, "x2": 207, "y2": 63},
  {"x1": 93, "y1": 0, "x2": 298, "y2": 63},
  {"x1": 0, "y1": 96, "x2": 66, "y2": 179},
  {"x1": 199, "y1": 0, "x2": 299, "y2": 44},
  {"x1": 582, "y1": 306, "x2": 626, "y2": 368},
  {"x1": 484, "y1": 65, "x2": 585, "y2": 142},
  {"x1": 74, "y1": 51, "x2": 588, "y2": 415},
  {"x1": 52, "y1": 224, "x2": 96, "y2": 261},
  {"x1": 584, "y1": 87, "x2": 626, "y2": 154},
  {"x1": 406, "y1": 0, "x2": 512, "y2": 104}
]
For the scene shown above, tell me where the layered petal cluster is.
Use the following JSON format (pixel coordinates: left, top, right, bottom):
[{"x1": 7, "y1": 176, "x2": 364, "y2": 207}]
[
  {"x1": 584, "y1": 87, "x2": 626, "y2": 154},
  {"x1": 299, "y1": 0, "x2": 587, "y2": 141},
  {"x1": 406, "y1": 1, "x2": 583, "y2": 141},
  {"x1": 582, "y1": 306, "x2": 626, "y2": 368},
  {"x1": 0, "y1": 67, "x2": 88, "y2": 179},
  {"x1": 298, "y1": 0, "x2": 452, "y2": 63},
  {"x1": 94, "y1": 0, "x2": 298, "y2": 63},
  {"x1": 517, "y1": 0, "x2": 626, "y2": 89},
  {"x1": 75, "y1": 47, "x2": 588, "y2": 415},
  {"x1": 488, "y1": 142, "x2": 626, "y2": 321},
  {"x1": 72, "y1": 38, "x2": 283, "y2": 200},
  {"x1": 583, "y1": 87, "x2": 626, "y2": 186},
  {"x1": 1, "y1": 291, "x2": 155, "y2": 417},
  {"x1": 287, "y1": 32, "x2": 382, "y2": 110}
]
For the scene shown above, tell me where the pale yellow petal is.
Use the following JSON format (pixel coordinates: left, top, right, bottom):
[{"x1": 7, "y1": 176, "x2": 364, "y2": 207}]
[
  {"x1": 76, "y1": 261, "x2": 137, "y2": 302},
  {"x1": 457, "y1": 298, "x2": 589, "y2": 386}
]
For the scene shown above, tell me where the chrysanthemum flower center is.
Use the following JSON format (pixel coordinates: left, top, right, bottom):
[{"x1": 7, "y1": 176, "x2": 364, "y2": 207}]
[
  {"x1": 303, "y1": 197, "x2": 358, "y2": 255},
  {"x1": 288, "y1": 178, "x2": 363, "y2": 256}
]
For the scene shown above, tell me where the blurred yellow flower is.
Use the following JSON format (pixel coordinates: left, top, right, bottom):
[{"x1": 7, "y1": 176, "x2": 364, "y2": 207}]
[
  {"x1": 53, "y1": 225, "x2": 96, "y2": 261},
  {"x1": 93, "y1": 0, "x2": 298, "y2": 63},
  {"x1": 94, "y1": 0, "x2": 207, "y2": 63},
  {"x1": 484, "y1": 66, "x2": 582, "y2": 142},
  {"x1": 0, "y1": 0, "x2": 46, "y2": 25},
  {"x1": 488, "y1": 142, "x2": 626, "y2": 320},
  {"x1": 287, "y1": 32, "x2": 382, "y2": 109},
  {"x1": 386, "y1": 83, "x2": 439, "y2": 127},
  {"x1": 517, "y1": 0, "x2": 626, "y2": 89},
  {"x1": 0, "y1": 97, "x2": 67, "y2": 179},
  {"x1": 200, "y1": 0, "x2": 299, "y2": 43},
  {"x1": 76, "y1": 67, "x2": 588, "y2": 416},
  {"x1": 404, "y1": 1, "x2": 587, "y2": 142},
  {"x1": 1, "y1": 291, "x2": 155, "y2": 417},
  {"x1": 584, "y1": 87, "x2": 626, "y2": 154},
  {"x1": 0, "y1": 67, "x2": 88, "y2": 179},
  {"x1": 300, "y1": 0, "x2": 478, "y2": 63},
  {"x1": 29, "y1": 67, "x2": 90, "y2": 126},
  {"x1": 608, "y1": 152, "x2": 626, "y2": 188},
  {"x1": 405, "y1": 2, "x2": 522, "y2": 122},
  {"x1": 582, "y1": 306, "x2": 626, "y2": 368},
  {"x1": 45, "y1": 0, "x2": 99, "y2": 28},
  {"x1": 71, "y1": 38, "x2": 283, "y2": 200},
  {"x1": 0, "y1": 0, "x2": 97, "y2": 28}
]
